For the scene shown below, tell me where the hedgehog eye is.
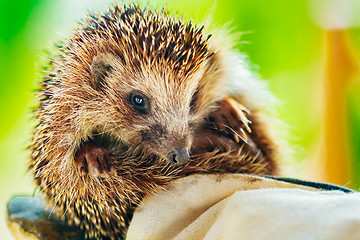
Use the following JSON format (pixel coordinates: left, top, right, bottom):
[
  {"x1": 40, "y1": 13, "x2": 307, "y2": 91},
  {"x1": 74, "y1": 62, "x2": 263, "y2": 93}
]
[{"x1": 130, "y1": 91, "x2": 150, "y2": 114}]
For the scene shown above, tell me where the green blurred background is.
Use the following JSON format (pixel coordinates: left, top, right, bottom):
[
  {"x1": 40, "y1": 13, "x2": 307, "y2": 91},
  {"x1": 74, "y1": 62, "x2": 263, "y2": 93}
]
[{"x1": 1, "y1": 0, "x2": 359, "y2": 238}]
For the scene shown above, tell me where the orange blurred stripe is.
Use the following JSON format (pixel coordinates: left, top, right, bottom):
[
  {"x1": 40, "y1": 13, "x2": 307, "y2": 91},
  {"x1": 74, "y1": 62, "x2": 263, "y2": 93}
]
[{"x1": 321, "y1": 30, "x2": 359, "y2": 185}]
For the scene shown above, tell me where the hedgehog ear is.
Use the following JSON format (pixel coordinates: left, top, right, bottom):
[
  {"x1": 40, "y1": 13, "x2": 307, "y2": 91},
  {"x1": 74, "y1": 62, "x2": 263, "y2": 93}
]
[{"x1": 90, "y1": 53, "x2": 113, "y2": 90}]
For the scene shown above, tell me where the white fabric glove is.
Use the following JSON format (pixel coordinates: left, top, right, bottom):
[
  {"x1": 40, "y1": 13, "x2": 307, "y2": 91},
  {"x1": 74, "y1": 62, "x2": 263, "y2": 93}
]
[{"x1": 127, "y1": 174, "x2": 359, "y2": 240}]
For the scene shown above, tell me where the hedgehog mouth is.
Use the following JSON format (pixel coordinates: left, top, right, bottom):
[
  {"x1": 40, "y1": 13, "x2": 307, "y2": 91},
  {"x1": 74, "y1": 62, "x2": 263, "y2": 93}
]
[
  {"x1": 90, "y1": 131, "x2": 115, "y2": 148},
  {"x1": 88, "y1": 131, "x2": 164, "y2": 161}
]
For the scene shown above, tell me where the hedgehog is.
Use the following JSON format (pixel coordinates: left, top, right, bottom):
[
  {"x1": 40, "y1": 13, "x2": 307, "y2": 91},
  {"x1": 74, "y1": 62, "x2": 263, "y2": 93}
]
[{"x1": 29, "y1": 3, "x2": 280, "y2": 240}]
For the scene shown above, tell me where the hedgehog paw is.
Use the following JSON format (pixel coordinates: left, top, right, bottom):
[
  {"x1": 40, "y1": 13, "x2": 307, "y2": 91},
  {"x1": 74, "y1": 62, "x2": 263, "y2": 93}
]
[
  {"x1": 75, "y1": 141, "x2": 116, "y2": 177},
  {"x1": 210, "y1": 97, "x2": 252, "y2": 143}
]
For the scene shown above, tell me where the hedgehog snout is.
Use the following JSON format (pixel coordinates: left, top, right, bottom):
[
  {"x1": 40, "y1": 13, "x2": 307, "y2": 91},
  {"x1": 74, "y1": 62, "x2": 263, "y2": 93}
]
[{"x1": 167, "y1": 147, "x2": 190, "y2": 165}]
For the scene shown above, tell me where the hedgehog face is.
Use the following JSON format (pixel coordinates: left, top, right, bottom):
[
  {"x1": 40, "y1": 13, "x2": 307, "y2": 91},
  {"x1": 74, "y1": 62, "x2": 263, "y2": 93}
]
[
  {"x1": 86, "y1": 52, "x2": 205, "y2": 165},
  {"x1": 57, "y1": 7, "x2": 213, "y2": 165}
]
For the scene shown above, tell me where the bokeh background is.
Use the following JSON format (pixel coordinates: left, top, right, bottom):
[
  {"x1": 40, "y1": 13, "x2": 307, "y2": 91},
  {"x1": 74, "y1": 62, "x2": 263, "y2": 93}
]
[{"x1": 1, "y1": 0, "x2": 360, "y2": 238}]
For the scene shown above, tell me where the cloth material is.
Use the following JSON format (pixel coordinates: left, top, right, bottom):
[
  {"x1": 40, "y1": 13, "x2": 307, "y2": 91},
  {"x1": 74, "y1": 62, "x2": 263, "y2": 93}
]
[{"x1": 126, "y1": 174, "x2": 360, "y2": 240}]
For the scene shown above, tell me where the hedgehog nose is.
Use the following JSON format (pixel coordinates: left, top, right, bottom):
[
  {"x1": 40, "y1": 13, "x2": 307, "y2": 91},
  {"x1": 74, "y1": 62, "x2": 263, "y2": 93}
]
[{"x1": 168, "y1": 148, "x2": 190, "y2": 165}]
